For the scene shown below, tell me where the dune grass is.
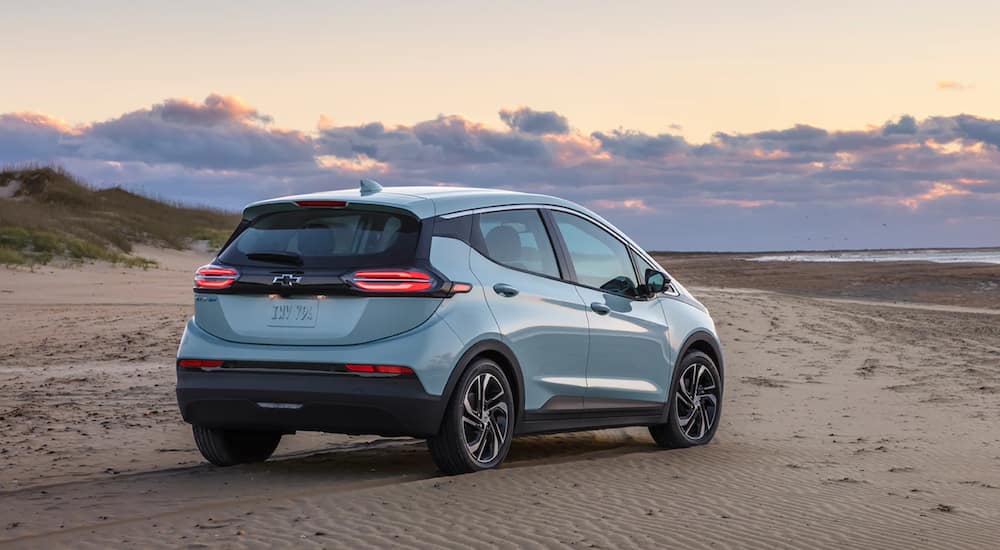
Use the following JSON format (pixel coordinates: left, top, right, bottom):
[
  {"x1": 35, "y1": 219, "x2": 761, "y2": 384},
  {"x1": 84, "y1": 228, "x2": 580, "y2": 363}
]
[{"x1": 0, "y1": 165, "x2": 241, "y2": 267}]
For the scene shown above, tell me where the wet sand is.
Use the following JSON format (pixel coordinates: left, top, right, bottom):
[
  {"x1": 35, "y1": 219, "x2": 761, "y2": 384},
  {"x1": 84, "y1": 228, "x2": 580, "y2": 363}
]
[{"x1": 1, "y1": 250, "x2": 999, "y2": 548}]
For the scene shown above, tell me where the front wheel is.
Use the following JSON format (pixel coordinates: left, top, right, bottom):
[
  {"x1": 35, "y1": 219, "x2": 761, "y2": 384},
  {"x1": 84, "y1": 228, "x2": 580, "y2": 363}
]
[
  {"x1": 649, "y1": 351, "x2": 722, "y2": 448},
  {"x1": 428, "y1": 358, "x2": 515, "y2": 474},
  {"x1": 192, "y1": 425, "x2": 282, "y2": 466}
]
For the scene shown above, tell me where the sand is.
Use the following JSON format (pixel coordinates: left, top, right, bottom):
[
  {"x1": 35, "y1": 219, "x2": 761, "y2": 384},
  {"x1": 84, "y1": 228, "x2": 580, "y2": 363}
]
[
  {"x1": 657, "y1": 251, "x2": 1000, "y2": 310},
  {"x1": 1, "y1": 250, "x2": 999, "y2": 548}
]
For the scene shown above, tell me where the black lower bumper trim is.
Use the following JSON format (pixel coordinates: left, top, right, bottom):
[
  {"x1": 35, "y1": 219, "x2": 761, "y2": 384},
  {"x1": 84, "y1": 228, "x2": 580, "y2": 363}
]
[{"x1": 176, "y1": 369, "x2": 445, "y2": 438}]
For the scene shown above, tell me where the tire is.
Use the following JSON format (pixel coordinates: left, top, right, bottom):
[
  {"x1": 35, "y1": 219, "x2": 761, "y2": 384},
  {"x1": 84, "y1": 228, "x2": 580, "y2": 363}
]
[
  {"x1": 649, "y1": 351, "x2": 722, "y2": 449},
  {"x1": 428, "y1": 358, "x2": 515, "y2": 474},
  {"x1": 192, "y1": 425, "x2": 282, "y2": 466}
]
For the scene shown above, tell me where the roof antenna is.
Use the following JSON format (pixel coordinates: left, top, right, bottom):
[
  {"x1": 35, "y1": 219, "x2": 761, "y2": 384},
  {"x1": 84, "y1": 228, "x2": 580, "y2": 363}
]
[{"x1": 360, "y1": 178, "x2": 383, "y2": 196}]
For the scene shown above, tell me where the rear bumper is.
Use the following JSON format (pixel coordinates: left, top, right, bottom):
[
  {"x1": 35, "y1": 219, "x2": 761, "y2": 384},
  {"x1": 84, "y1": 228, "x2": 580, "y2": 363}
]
[
  {"x1": 175, "y1": 314, "x2": 468, "y2": 438},
  {"x1": 177, "y1": 369, "x2": 445, "y2": 437}
]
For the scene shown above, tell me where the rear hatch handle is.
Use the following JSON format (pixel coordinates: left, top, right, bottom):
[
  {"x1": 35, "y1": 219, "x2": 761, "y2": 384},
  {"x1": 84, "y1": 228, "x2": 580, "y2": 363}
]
[{"x1": 492, "y1": 283, "x2": 519, "y2": 297}]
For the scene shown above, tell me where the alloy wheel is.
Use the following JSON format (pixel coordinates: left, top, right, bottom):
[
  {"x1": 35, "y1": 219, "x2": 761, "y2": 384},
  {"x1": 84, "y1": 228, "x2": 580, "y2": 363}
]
[
  {"x1": 675, "y1": 362, "x2": 719, "y2": 441},
  {"x1": 461, "y1": 372, "x2": 510, "y2": 464}
]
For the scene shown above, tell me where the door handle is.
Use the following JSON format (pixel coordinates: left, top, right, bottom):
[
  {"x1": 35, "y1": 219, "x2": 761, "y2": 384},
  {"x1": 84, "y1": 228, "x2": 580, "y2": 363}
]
[
  {"x1": 590, "y1": 302, "x2": 611, "y2": 315},
  {"x1": 493, "y1": 283, "x2": 519, "y2": 297}
]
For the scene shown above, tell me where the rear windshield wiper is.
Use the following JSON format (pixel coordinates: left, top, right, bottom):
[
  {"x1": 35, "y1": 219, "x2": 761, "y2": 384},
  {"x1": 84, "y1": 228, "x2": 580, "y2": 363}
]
[{"x1": 246, "y1": 251, "x2": 304, "y2": 266}]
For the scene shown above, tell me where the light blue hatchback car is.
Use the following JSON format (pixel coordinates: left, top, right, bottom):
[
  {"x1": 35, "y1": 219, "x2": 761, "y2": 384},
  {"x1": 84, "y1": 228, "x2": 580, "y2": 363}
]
[{"x1": 176, "y1": 180, "x2": 724, "y2": 473}]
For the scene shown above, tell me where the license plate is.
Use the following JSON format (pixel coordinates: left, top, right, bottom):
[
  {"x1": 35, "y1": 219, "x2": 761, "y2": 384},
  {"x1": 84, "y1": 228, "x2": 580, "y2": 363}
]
[{"x1": 266, "y1": 299, "x2": 319, "y2": 327}]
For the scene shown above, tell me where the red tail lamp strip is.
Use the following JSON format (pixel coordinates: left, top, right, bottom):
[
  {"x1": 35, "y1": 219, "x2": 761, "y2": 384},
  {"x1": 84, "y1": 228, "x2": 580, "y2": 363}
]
[
  {"x1": 345, "y1": 364, "x2": 414, "y2": 375},
  {"x1": 295, "y1": 200, "x2": 347, "y2": 207},
  {"x1": 194, "y1": 265, "x2": 239, "y2": 289},
  {"x1": 178, "y1": 359, "x2": 224, "y2": 368},
  {"x1": 351, "y1": 270, "x2": 434, "y2": 292}
]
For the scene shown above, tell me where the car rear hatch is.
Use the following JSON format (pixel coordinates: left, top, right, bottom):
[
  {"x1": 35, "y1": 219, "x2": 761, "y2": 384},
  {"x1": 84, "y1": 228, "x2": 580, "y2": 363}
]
[{"x1": 192, "y1": 201, "x2": 454, "y2": 346}]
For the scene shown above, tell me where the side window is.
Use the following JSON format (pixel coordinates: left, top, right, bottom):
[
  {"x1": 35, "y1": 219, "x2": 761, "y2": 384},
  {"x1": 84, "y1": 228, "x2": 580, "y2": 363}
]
[
  {"x1": 476, "y1": 210, "x2": 560, "y2": 278},
  {"x1": 551, "y1": 211, "x2": 638, "y2": 297},
  {"x1": 633, "y1": 252, "x2": 656, "y2": 288}
]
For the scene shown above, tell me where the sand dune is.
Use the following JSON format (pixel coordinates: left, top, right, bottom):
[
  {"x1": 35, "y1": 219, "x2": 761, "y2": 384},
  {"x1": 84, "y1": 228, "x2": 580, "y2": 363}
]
[{"x1": 1, "y1": 252, "x2": 999, "y2": 547}]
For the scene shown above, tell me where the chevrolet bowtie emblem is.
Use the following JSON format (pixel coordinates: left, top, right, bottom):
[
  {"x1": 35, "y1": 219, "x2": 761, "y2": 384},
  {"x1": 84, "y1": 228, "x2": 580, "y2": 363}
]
[{"x1": 272, "y1": 274, "x2": 302, "y2": 287}]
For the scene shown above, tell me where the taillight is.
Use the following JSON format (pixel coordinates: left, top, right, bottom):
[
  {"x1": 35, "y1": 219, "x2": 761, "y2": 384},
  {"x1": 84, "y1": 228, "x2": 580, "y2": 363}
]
[
  {"x1": 296, "y1": 200, "x2": 347, "y2": 207},
  {"x1": 349, "y1": 270, "x2": 434, "y2": 292},
  {"x1": 178, "y1": 359, "x2": 224, "y2": 368},
  {"x1": 345, "y1": 364, "x2": 414, "y2": 375},
  {"x1": 194, "y1": 264, "x2": 239, "y2": 289}
]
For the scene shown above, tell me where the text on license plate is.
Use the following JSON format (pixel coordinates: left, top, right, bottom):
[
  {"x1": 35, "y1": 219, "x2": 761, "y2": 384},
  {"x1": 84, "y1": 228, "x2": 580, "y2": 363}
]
[{"x1": 266, "y1": 299, "x2": 319, "y2": 327}]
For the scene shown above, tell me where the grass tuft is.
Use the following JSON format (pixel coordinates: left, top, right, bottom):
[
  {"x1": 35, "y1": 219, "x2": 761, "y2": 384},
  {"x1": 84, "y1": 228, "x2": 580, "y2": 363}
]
[{"x1": 0, "y1": 247, "x2": 26, "y2": 265}]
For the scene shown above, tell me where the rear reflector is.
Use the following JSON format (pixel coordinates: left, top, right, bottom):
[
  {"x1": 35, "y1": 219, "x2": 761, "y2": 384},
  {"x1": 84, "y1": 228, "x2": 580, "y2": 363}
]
[
  {"x1": 350, "y1": 270, "x2": 434, "y2": 292},
  {"x1": 194, "y1": 265, "x2": 239, "y2": 289},
  {"x1": 345, "y1": 364, "x2": 414, "y2": 375},
  {"x1": 451, "y1": 282, "x2": 473, "y2": 293},
  {"x1": 373, "y1": 365, "x2": 414, "y2": 375},
  {"x1": 344, "y1": 363, "x2": 375, "y2": 373},
  {"x1": 178, "y1": 359, "x2": 224, "y2": 368},
  {"x1": 295, "y1": 200, "x2": 347, "y2": 207}
]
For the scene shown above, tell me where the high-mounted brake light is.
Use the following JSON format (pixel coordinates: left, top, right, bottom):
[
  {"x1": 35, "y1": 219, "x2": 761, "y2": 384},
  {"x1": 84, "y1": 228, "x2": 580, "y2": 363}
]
[
  {"x1": 345, "y1": 364, "x2": 414, "y2": 375},
  {"x1": 350, "y1": 270, "x2": 434, "y2": 292},
  {"x1": 178, "y1": 359, "x2": 224, "y2": 368},
  {"x1": 194, "y1": 265, "x2": 239, "y2": 289},
  {"x1": 295, "y1": 200, "x2": 347, "y2": 207}
]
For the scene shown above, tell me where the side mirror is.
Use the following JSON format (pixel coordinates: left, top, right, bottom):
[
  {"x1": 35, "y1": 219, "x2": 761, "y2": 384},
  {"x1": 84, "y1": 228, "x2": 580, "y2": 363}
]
[{"x1": 644, "y1": 269, "x2": 670, "y2": 297}]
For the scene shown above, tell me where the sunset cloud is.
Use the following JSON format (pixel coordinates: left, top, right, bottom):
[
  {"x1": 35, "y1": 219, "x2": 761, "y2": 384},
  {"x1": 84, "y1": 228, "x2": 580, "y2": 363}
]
[
  {"x1": 317, "y1": 115, "x2": 554, "y2": 165},
  {"x1": 590, "y1": 198, "x2": 651, "y2": 211},
  {"x1": 0, "y1": 112, "x2": 81, "y2": 163},
  {"x1": 82, "y1": 95, "x2": 314, "y2": 170},
  {"x1": 936, "y1": 80, "x2": 973, "y2": 91},
  {"x1": 899, "y1": 182, "x2": 972, "y2": 209},
  {"x1": 499, "y1": 107, "x2": 570, "y2": 135},
  {"x1": 590, "y1": 129, "x2": 688, "y2": 160},
  {"x1": 2, "y1": 96, "x2": 999, "y2": 249}
]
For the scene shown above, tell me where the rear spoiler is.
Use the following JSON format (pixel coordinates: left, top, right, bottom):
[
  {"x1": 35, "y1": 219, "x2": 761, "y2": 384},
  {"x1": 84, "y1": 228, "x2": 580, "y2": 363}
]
[{"x1": 241, "y1": 199, "x2": 425, "y2": 224}]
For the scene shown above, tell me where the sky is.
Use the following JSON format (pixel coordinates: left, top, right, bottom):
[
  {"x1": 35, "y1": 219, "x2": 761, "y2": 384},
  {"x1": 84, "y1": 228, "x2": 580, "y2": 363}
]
[{"x1": 1, "y1": 0, "x2": 999, "y2": 251}]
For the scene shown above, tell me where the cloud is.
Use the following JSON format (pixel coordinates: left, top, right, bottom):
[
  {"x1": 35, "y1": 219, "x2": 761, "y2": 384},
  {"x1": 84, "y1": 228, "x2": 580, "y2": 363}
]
[
  {"x1": 590, "y1": 198, "x2": 651, "y2": 211},
  {"x1": 155, "y1": 94, "x2": 273, "y2": 126},
  {"x1": 591, "y1": 129, "x2": 688, "y2": 160},
  {"x1": 882, "y1": 115, "x2": 918, "y2": 135},
  {"x1": 2, "y1": 95, "x2": 999, "y2": 250},
  {"x1": 950, "y1": 115, "x2": 1000, "y2": 149},
  {"x1": 82, "y1": 94, "x2": 313, "y2": 170},
  {"x1": 0, "y1": 112, "x2": 77, "y2": 163},
  {"x1": 936, "y1": 80, "x2": 973, "y2": 91},
  {"x1": 899, "y1": 182, "x2": 971, "y2": 209},
  {"x1": 499, "y1": 107, "x2": 570, "y2": 135},
  {"x1": 318, "y1": 115, "x2": 555, "y2": 165},
  {"x1": 0, "y1": 95, "x2": 314, "y2": 171}
]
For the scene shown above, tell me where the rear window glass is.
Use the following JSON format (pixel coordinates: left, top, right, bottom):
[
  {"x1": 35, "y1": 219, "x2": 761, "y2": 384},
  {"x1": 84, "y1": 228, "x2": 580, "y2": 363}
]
[{"x1": 219, "y1": 209, "x2": 420, "y2": 269}]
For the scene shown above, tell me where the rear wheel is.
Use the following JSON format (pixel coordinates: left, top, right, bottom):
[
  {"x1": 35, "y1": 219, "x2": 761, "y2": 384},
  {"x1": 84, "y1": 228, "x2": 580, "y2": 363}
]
[
  {"x1": 192, "y1": 425, "x2": 282, "y2": 466},
  {"x1": 428, "y1": 359, "x2": 514, "y2": 474},
  {"x1": 649, "y1": 351, "x2": 722, "y2": 448}
]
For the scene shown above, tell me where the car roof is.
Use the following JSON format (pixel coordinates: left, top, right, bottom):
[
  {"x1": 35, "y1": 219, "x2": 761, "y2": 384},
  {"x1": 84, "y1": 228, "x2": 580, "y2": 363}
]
[
  {"x1": 242, "y1": 184, "x2": 642, "y2": 252},
  {"x1": 244, "y1": 185, "x2": 584, "y2": 220}
]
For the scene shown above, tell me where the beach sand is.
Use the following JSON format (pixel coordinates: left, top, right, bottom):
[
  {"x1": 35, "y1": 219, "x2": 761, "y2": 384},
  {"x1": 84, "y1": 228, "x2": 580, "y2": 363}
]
[{"x1": 1, "y1": 250, "x2": 998, "y2": 548}]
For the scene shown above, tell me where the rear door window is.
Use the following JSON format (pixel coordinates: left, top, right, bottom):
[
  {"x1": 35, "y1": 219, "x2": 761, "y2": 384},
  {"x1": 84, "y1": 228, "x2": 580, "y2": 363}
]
[
  {"x1": 475, "y1": 209, "x2": 560, "y2": 278},
  {"x1": 219, "y1": 208, "x2": 420, "y2": 269}
]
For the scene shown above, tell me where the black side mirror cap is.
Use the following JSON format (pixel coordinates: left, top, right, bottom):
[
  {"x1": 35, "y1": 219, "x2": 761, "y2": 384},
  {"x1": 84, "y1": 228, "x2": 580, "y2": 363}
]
[{"x1": 644, "y1": 269, "x2": 670, "y2": 296}]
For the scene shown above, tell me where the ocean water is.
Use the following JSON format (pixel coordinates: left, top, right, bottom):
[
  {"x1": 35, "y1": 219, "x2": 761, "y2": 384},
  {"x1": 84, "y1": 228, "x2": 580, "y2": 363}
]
[{"x1": 749, "y1": 249, "x2": 1000, "y2": 264}]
